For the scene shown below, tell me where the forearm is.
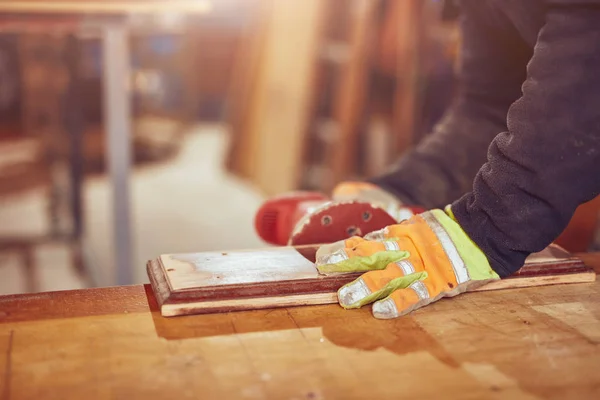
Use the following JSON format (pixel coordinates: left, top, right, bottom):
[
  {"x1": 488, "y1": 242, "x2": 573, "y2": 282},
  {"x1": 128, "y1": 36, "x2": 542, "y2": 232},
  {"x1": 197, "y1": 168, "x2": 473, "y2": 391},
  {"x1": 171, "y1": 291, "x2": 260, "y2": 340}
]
[
  {"x1": 452, "y1": 4, "x2": 600, "y2": 277},
  {"x1": 369, "y1": 0, "x2": 530, "y2": 208},
  {"x1": 369, "y1": 98, "x2": 509, "y2": 208}
]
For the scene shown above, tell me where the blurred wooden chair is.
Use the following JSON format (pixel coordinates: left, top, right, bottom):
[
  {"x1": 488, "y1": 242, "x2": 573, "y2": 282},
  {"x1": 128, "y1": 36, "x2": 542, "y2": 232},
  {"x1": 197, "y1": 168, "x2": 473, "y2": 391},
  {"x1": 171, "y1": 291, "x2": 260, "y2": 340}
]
[{"x1": 0, "y1": 33, "x2": 90, "y2": 292}]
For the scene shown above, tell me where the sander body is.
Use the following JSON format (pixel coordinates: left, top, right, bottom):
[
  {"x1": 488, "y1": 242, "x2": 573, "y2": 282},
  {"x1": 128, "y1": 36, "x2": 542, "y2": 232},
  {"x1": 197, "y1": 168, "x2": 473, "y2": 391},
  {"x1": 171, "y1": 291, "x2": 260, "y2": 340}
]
[{"x1": 254, "y1": 191, "x2": 424, "y2": 246}]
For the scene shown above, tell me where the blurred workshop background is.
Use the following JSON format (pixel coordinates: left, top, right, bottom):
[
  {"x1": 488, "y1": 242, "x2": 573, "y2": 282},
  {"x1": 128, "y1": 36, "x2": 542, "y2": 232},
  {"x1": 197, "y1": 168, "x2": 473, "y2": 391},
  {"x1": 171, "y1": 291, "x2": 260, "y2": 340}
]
[{"x1": 0, "y1": 0, "x2": 598, "y2": 295}]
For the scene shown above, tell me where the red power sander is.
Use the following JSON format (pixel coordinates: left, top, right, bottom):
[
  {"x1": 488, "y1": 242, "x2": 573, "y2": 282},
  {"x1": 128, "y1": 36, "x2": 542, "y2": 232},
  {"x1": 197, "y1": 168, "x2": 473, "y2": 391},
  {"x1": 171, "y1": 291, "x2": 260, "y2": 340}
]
[{"x1": 254, "y1": 191, "x2": 425, "y2": 246}]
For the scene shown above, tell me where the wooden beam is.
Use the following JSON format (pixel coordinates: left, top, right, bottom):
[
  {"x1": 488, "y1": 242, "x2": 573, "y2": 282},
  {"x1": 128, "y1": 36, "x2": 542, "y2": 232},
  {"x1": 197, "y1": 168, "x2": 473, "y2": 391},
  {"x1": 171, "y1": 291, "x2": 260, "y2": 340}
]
[
  {"x1": 225, "y1": 0, "x2": 326, "y2": 195},
  {"x1": 326, "y1": 0, "x2": 378, "y2": 188},
  {"x1": 392, "y1": 0, "x2": 424, "y2": 155}
]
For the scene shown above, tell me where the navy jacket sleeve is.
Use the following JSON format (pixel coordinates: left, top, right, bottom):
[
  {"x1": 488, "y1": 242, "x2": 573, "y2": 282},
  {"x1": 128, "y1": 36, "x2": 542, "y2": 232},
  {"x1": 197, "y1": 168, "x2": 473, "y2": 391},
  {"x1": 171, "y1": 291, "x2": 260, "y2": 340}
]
[
  {"x1": 451, "y1": 3, "x2": 600, "y2": 277},
  {"x1": 369, "y1": 1, "x2": 532, "y2": 209}
]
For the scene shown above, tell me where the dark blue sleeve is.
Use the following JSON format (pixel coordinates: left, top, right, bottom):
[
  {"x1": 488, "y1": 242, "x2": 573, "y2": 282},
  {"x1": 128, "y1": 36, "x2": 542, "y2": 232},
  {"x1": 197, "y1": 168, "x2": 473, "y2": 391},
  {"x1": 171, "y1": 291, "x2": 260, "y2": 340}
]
[
  {"x1": 369, "y1": 1, "x2": 532, "y2": 209},
  {"x1": 452, "y1": 3, "x2": 600, "y2": 277}
]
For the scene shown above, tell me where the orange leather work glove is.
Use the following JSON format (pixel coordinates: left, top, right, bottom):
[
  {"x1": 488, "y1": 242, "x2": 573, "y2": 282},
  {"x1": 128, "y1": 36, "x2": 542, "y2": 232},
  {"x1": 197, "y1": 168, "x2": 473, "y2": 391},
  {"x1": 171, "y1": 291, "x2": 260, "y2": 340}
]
[{"x1": 315, "y1": 208, "x2": 500, "y2": 319}]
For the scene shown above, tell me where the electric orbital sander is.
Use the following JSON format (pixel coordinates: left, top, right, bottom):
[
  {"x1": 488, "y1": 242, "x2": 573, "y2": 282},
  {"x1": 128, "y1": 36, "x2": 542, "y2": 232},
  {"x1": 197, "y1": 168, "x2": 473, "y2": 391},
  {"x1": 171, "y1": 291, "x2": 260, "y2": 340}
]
[{"x1": 254, "y1": 189, "x2": 425, "y2": 246}]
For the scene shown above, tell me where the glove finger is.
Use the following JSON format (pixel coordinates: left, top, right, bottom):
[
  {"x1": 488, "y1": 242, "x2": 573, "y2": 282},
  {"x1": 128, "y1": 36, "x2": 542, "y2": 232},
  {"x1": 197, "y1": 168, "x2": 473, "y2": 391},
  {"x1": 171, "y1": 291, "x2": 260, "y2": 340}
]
[
  {"x1": 316, "y1": 234, "x2": 417, "y2": 274},
  {"x1": 337, "y1": 262, "x2": 405, "y2": 307},
  {"x1": 344, "y1": 236, "x2": 368, "y2": 249},
  {"x1": 371, "y1": 282, "x2": 431, "y2": 319},
  {"x1": 314, "y1": 236, "x2": 370, "y2": 264},
  {"x1": 337, "y1": 269, "x2": 427, "y2": 309},
  {"x1": 346, "y1": 233, "x2": 417, "y2": 258},
  {"x1": 363, "y1": 226, "x2": 392, "y2": 241},
  {"x1": 317, "y1": 233, "x2": 408, "y2": 265},
  {"x1": 316, "y1": 248, "x2": 409, "y2": 275}
]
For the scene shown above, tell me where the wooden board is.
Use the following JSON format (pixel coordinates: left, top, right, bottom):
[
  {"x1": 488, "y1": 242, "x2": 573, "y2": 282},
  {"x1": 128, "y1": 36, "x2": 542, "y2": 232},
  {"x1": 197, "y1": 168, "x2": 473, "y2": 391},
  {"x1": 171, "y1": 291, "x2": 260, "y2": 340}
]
[{"x1": 147, "y1": 243, "x2": 596, "y2": 317}]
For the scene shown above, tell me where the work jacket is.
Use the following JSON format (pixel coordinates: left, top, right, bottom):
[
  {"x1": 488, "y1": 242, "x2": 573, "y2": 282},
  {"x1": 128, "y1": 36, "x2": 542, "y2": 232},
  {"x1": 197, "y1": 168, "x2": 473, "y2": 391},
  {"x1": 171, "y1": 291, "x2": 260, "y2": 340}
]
[{"x1": 370, "y1": 0, "x2": 600, "y2": 277}]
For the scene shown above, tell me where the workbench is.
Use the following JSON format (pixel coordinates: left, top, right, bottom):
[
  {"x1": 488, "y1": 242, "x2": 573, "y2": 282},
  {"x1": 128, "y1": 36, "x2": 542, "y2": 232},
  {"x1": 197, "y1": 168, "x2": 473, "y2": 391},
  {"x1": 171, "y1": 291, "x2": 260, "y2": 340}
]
[{"x1": 1, "y1": 255, "x2": 599, "y2": 399}]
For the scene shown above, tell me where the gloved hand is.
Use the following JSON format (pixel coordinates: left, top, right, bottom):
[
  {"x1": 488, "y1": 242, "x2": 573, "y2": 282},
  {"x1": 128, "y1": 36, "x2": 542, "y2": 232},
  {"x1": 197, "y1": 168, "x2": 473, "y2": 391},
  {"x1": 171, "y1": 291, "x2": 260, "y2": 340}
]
[{"x1": 315, "y1": 208, "x2": 499, "y2": 319}]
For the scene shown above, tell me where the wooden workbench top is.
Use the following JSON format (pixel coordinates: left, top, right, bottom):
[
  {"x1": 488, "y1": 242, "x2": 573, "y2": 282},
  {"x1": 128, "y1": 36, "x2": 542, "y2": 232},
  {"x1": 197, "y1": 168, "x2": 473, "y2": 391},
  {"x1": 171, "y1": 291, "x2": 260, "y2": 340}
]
[{"x1": 1, "y1": 276, "x2": 599, "y2": 399}]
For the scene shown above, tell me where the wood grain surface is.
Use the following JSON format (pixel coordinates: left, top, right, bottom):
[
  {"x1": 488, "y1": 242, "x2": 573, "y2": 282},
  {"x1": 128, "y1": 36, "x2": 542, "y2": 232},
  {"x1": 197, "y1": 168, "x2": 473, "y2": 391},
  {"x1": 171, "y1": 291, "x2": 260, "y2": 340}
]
[
  {"x1": 148, "y1": 244, "x2": 596, "y2": 317},
  {"x1": 0, "y1": 268, "x2": 599, "y2": 399}
]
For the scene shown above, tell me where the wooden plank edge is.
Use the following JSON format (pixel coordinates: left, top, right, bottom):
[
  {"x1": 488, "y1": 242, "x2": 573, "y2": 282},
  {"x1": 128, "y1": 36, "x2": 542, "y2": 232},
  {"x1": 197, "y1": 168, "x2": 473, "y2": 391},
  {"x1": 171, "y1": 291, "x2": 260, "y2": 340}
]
[
  {"x1": 146, "y1": 259, "x2": 172, "y2": 309},
  {"x1": 161, "y1": 292, "x2": 339, "y2": 317},
  {"x1": 472, "y1": 269, "x2": 596, "y2": 292}
]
